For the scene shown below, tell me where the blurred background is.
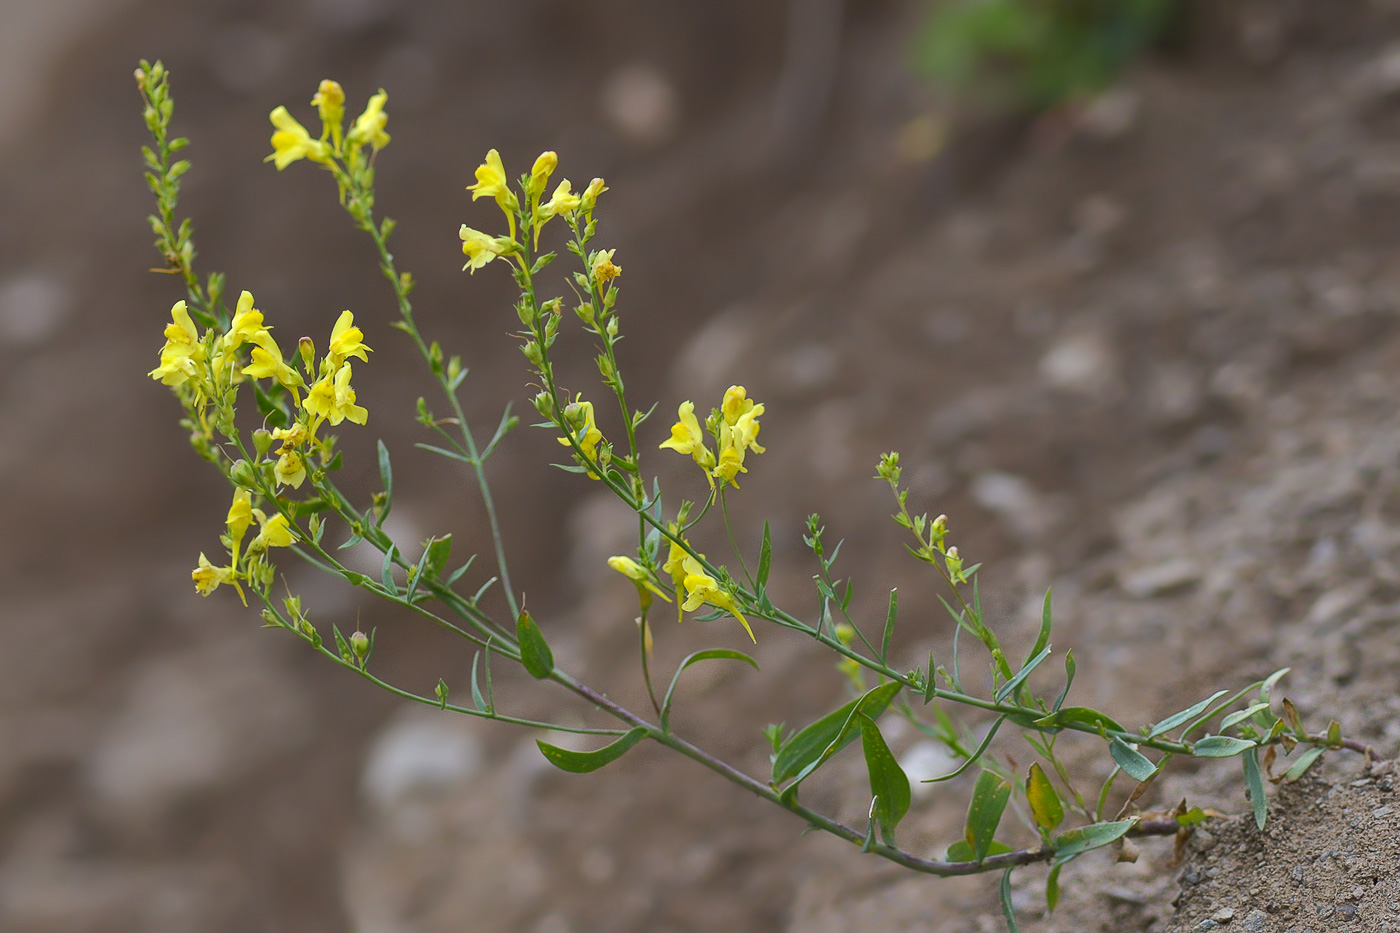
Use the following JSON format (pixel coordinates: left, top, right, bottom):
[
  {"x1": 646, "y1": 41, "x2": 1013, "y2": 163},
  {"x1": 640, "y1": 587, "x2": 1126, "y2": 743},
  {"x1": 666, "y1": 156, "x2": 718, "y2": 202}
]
[{"x1": 5, "y1": 1, "x2": 1400, "y2": 930}]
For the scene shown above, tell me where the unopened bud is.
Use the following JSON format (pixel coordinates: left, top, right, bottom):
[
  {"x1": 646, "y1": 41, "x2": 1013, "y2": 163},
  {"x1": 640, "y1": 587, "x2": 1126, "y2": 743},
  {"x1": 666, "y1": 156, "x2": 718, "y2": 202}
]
[
  {"x1": 350, "y1": 630, "x2": 370, "y2": 662},
  {"x1": 253, "y1": 429, "x2": 274, "y2": 457},
  {"x1": 533, "y1": 390, "x2": 556, "y2": 418},
  {"x1": 229, "y1": 459, "x2": 258, "y2": 488},
  {"x1": 298, "y1": 337, "x2": 316, "y2": 374}
]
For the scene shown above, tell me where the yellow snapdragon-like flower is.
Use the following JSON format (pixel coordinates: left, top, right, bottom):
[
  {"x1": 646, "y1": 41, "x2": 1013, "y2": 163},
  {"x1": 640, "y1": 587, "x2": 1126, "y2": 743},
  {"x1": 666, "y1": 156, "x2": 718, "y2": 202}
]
[
  {"x1": 242, "y1": 332, "x2": 302, "y2": 396},
  {"x1": 459, "y1": 225, "x2": 516, "y2": 273},
  {"x1": 311, "y1": 80, "x2": 345, "y2": 142},
  {"x1": 591, "y1": 249, "x2": 622, "y2": 286},
  {"x1": 251, "y1": 509, "x2": 296, "y2": 549},
  {"x1": 721, "y1": 385, "x2": 753, "y2": 425},
  {"x1": 225, "y1": 291, "x2": 269, "y2": 348},
  {"x1": 712, "y1": 387, "x2": 765, "y2": 488},
  {"x1": 658, "y1": 400, "x2": 715, "y2": 475},
  {"x1": 148, "y1": 300, "x2": 207, "y2": 387},
  {"x1": 267, "y1": 106, "x2": 333, "y2": 170},
  {"x1": 580, "y1": 177, "x2": 607, "y2": 213},
  {"x1": 679, "y1": 555, "x2": 755, "y2": 643},
  {"x1": 467, "y1": 148, "x2": 519, "y2": 214},
  {"x1": 305, "y1": 362, "x2": 368, "y2": 426},
  {"x1": 533, "y1": 178, "x2": 582, "y2": 246},
  {"x1": 558, "y1": 397, "x2": 604, "y2": 477},
  {"x1": 327, "y1": 310, "x2": 371, "y2": 367},
  {"x1": 528, "y1": 150, "x2": 557, "y2": 201},
  {"x1": 346, "y1": 90, "x2": 390, "y2": 151},
  {"x1": 607, "y1": 555, "x2": 672, "y2": 607},
  {"x1": 661, "y1": 525, "x2": 692, "y2": 623},
  {"x1": 192, "y1": 552, "x2": 236, "y2": 596},
  {"x1": 227, "y1": 487, "x2": 254, "y2": 544},
  {"x1": 274, "y1": 449, "x2": 307, "y2": 489}
]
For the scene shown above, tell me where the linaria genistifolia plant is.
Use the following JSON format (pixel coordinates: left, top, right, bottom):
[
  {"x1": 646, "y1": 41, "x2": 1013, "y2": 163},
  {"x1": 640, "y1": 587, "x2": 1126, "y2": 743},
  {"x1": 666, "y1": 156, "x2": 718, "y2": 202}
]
[{"x1": 136, "y1": 61, "x2": 1376, "y2": 930}]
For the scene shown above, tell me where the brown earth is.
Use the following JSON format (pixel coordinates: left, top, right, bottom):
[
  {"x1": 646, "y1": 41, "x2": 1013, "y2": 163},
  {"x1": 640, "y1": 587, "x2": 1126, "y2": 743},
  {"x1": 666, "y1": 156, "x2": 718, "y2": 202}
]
[{"x1": 4, "y1": 1, "x2": 1400, "y2": 931}]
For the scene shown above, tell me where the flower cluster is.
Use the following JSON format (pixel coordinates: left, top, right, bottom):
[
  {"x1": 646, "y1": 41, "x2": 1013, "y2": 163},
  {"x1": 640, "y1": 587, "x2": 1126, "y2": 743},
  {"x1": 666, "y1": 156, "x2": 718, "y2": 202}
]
[
  {"x1": 607, "y1": 524, "x2": 755, "y2": 643},
  {"x1": 267, "y1": 80, "x2": 390, "y2": 172},
  {"x1": 659, "y1": 385, "x2": 766, "y2": 488},
  {"x1": 458, "y1": 148, "x2": 606, "y2": 273},
  {"x1": 148, "y1": 287, "x2": 372, "y2": 598}
]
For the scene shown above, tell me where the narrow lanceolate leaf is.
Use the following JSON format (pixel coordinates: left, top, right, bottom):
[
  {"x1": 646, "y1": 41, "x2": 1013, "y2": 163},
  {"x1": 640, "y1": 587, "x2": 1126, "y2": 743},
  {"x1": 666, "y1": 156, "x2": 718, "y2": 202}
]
[
  {"x1": 756, "y1": 521, "x2": 773, "y2": 587},
  {"x1": 1045, "y1": 864, "x2": 1063, "y2": 913},
  {"x1": 660, "y1": 648, "x2": 759, "y2": 731},
  {"x1": 1147, "y1": 690, "x2": 1230, "y2": 739},
  {"x1": 772, "y1": 681, "x2": 902, "y2": 785},
  {"x1": 1051, "y1": 820, "x2": 1134, "y2": 865},
  {"x1": 996, "y1": 645, "x2": 1052, "y2": 703},
  {"x1": 858, "y1": 713, "x2": 911, "y2": 846},
  {"x1": 1000, "y1": 869, "x2": 1021, "y2": 933},
  {"x1": 1109, "y1": 737, "x2": 1158, "y2": 783},
  {"x1": 1284, "y1": 746, "x2": 1326, "y2": 781},
  {"x1": 537, "y1": 727, "x2": 647, "y2": 773},
  {"x1": 422, "y1": 534, "x2": 454, "y2": 580},
  {"x1": 376, "y1": 439, "x2": 393, "y2": 520},
  {"x1": 470, "y1": 651, "x2": 487, "y2": 712},
  {"x1": 1243, "y1": 748, "x2": 1267, "y2": 830},
  {"x1": 516, "y1": 610, "x2": 554, "y2": 679},
  {"x1": 946, "y1": 839, "x2": 1013, "y2": 862},
  {"x1": 1026, "y1": 763, "x2": 1064, "y2": 834},
  {"x1": 966, "y1": 770, "x2": 1013, "y2": 862},
  {"x1": 879, "y1": 588, "x2": 899, "y2": 666},
  {"x1": 1033, "y1": 706, "x2": 1124, "y2": 733},
  {"x1": 1192, "y1": 735, "x2": 1256, "y2": 758},
  {"x1": 1028, "y1": 587, "x2": 1054, "y2": 666},
  {"x1": 1221, "y1": 702, "x2": 1273, "y2": 731}
]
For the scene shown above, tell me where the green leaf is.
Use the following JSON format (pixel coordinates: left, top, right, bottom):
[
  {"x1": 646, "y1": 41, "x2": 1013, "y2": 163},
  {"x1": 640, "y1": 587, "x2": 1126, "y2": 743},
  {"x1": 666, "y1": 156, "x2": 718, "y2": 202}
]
[
  {"x1": 1221, "y1": 702, "x2": 1272, "y2": 731},
  {"x1": 858, "y1": 713, "x2": 911, "y2": 845},
  {"x1": 380, "y1": 543, "x2": 398, "y2": 594},
  {"x1": 1243, "y1": 748, "x2": 1267, "y2": 830},
  {"x1": 1033, "y1": 706, "x2": 1123, "y2": 733},
  {"x1": 922, "y1": 713, "x2": 1009, "y2": 783},
  {"x1": 1108, "y1": 737, "x2": 1158, "y2": 783},
  {"x1": 880, "y1": 588, "x2": 899, "y2": 665},
  {"x1": 996, "y1": 645, "x2": 1052, "y2": 703},
  {"x1": 422, "y1": 534, "x2": 454, "y2": 580},
  {"x1": 1029, "y1": 587, "x2": 1054, "y2": 665},
  {"x1": 376, "y1": 439, "x2": 393, "y2": 521},
  {"x1": 966, "y1": 770, "x2": 1013, "y2": 861},
  {"x1": 772, "y1": 681, "x2": 902, "y2": 786},
  {"x1": 1192, "y1": 735, "x2": 1256, "y2": 758},
  {"x1": 1045, "y1": 864, "x2": 1062, "y2": 913},
  {"x1": 660, "y1": 649, "x2": 759, "y2": 731},
  {"x1": 1176, "y1": 807, "x2": 1209, "y2": 828},
  {"x1": 1053, "y1": 650, "x2": 1076, "y2": 712},
  {"x1": 537, "y1": 727, "x2": 647, "y2": 773},
  {"x1": 946, "y1": 839, "x2": 1013, "y2": 861},
  {"x1": 1051, "y1": 820, "x2": 1134, "y2": 864},
  {"x1": 1257, "y1": 666, "x2": 1290, "y2": 705},
  {"x1": 470, "y1": 651, "x2": 487, "y2": 712},
  {"x1": 756, "y1": 521, "x2": 773, "y2": 587},
  {"x1": 516, "y1": 610, "x2": 554, "y2": 679},
  {"x1": 1147, "y1": 690, "x2": 1229, "y2": 738},
  {"x1": 1000, "y1": 869, "x2": 1020, "y2": 933},
  {"x1": 1026, "y1": 763, "x2": 1064, "y2": 833},
  {"x1": 1284, "y1": 746, "x2": 1326, "y2": 781}
]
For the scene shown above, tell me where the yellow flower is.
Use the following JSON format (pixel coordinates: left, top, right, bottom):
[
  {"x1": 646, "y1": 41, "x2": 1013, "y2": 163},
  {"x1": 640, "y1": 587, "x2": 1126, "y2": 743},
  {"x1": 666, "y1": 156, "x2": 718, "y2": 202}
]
[
  {"x1": 242, "y1": 332, "x2": 302, "y2": 395},
  {"x1": 192, "y1": 553, "x2": 236, "y2": 596},
  {"x1": 275, "y1": 449, "x2": 307, "y2": 489},
  {"x1": 607, "y1": 555, "x2": 672, "y2": 606},
  {"x1": 327, "y1": 310, "x2": 371, "y2": 366},
  {"x1": 148, "y1": 300, "x2": 206, "y2": 387},
  {"x1": 658, "y1": 401, "x2": 713, "y2": 466},
  {"x1": 731, "y1": 404, "x2": 765, "y2": 454},
  {"x1": 680, "y1": 555, "x2": 755, "y2": 643},
  {"x1": 346, "y1": 90, "x2": 390, "y2": 151},
  {"x1": 580, "y1": 177, "x2": 608, "y2": 213},
  {"x1": 533, "y1": 179, "x2": 582, "y2": 246},
  {"x1": 467, "y1": 148, "x2": 519, "y2": 213},
  {"x1": 225, "y1": 291, "x2": 269, "y2": 349},
  {"x1": 459, "y1": 225, "x2": 515, "y2": 273},
  {"x1": 712, "y1": 444, "x2": 747, "y2": 488},
  {"x1": 252, "y1": 509, "x2": 296, "y2": 549},
  {"x1": 266, "y1": 106, "x2": 333, "y2": 170},
  {"x1": 271, "y1": 423, "x2": 306, "y2": 451},
  {"x1": 528, "y1": 150, "x2": 557, "y2": 201},
  {"x1": 661, "y1": 526, "x2": 691, "y2": 623},
  {"x1": 591, "y1": 249, "x2": 622, "y2": 286},
  {"x1": 227, "y1": 487, "x2": 254, "y2": 543},
  {"x1": 305, "y1": 362, "x2": 369, "y2": 426},
  {"x1": 558, "y1": 397, "x2": 604, "y2": 476},
  {"x1": 721, "y1": 385, "x2": 753, "y2": 425},
  {"x1": 311, "y1": 80, "x2": 345, "y2": 142}
]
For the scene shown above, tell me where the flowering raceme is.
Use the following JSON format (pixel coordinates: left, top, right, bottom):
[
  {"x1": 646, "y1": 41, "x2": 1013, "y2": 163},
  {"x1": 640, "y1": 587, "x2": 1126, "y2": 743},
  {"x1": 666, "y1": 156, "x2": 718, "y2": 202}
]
[{"x1": 658, "y1": 386, "x2": 765, "y2": 488}]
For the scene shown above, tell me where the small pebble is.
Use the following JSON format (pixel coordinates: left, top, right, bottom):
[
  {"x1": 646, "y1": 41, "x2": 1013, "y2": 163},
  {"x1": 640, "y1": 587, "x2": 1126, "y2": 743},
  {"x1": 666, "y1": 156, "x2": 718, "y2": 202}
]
[
  {"x1": 1213, "y1": 906, "x2": 1236, "y2": 922},
  {"x1": 1241, "y1": 909, "x2": 1269, "y2": 932}
]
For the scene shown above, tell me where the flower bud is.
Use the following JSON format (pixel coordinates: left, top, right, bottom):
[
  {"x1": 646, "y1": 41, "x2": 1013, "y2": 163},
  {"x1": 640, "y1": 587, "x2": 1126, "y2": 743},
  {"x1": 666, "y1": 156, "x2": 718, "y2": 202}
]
[
  {"x1": 533, "y1": 390, "x2": 556, "y2": 418},
  {"x1": 253, "y1": 428, "x2": 274, "y2": 457},
  {"x1": 350, "y1": 630, "x2": 370, "y2": 662},
  {"x1": 580, "y1": 177, "x2": 607, "y2": 213},
  {"x1": 230, "y1": 458, "x2": 258, "y2": 488},
  {"x1": 298, "y1": 337, "x2": 316, "y2": 375},
  {"x1": 528, "y1": 150, "x2": 557, "y2": 200}
]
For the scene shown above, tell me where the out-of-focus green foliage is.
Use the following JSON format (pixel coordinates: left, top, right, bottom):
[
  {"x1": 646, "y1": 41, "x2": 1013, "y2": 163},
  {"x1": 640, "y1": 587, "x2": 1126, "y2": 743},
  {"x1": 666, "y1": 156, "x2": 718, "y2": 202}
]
[{"x1": 914, "y1": 0, "x2": 1178, "y2": 108}]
